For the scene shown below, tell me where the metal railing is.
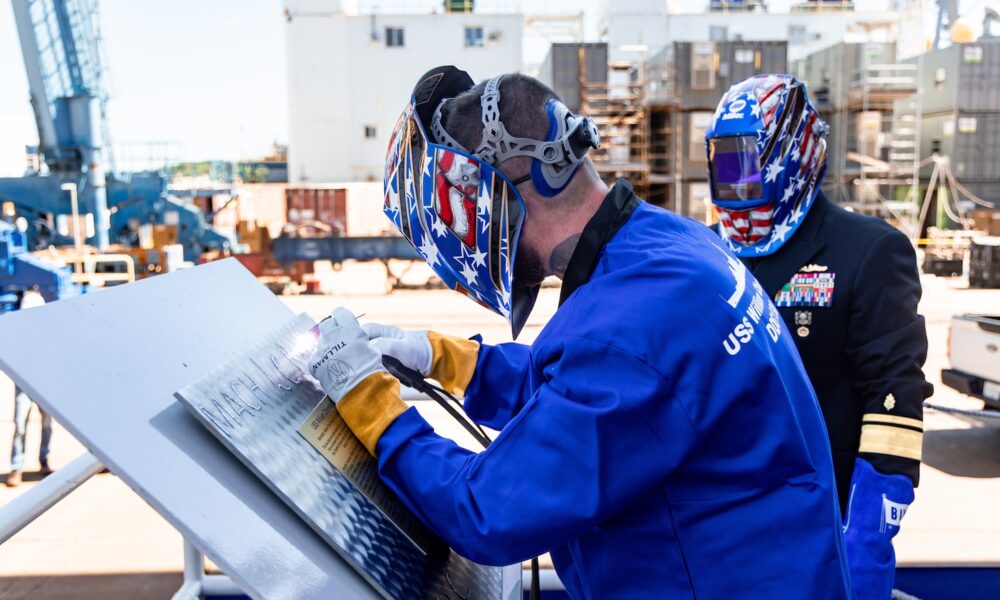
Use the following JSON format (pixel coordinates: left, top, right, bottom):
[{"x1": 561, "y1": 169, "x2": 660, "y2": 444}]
[
  {"x1": 0, "y1": 451, "x2": 248, "y2": 598},
  {"x1": 849, "y1": 63, "x2": 918, "y2": 94},
  {"x1": 0, "y1": 452, "x2": 103, "y2": 545},
  {"x1": 33, "y1": 250, "x2": 137, "y2": 287},
  {"x1": 708, "y1": 0, "x2": 767, "y2": 13},
  {"x1": 790, "y1": 1, "x2": 856, "y2": 13}
]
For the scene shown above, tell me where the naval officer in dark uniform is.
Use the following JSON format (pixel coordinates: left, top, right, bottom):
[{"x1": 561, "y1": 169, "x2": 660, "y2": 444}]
[{"x1": 704, "y1": 75, "x2": 933, "y2": 600}]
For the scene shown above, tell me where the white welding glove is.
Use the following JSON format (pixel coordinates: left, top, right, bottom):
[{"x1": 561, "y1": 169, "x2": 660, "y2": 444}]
[
  {"x1": 309, "y1": 307, "x2": 386, "y2": 403},
  {"x1": 362, "y1": 322, "x2": 433, "y2": 377}
]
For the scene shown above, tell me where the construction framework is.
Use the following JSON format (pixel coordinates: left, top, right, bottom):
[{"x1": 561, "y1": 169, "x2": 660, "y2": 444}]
[
  {"x1": 645, "y1": 60, "x2": 681, "y2": 210},
  {"x1": 836, "y1": 59, "x2": 921, "y2": 221},
  {"x1": 578, "y1": 48, "x2": 651, "y2": 202}
]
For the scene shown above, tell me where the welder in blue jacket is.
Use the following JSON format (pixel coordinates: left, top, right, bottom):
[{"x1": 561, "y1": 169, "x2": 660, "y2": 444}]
[
  {"x1": 309, "y1": 67, "x2": 852, "y2": 598},
  {"x1": 705, "y1": 75, "x2": 932, "y2": 600}
]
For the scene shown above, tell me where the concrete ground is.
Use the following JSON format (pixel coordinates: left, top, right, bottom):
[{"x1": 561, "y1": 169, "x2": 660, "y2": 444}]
[{"x1": 0, "y1": 263, "x2": 997, "y2": 597}]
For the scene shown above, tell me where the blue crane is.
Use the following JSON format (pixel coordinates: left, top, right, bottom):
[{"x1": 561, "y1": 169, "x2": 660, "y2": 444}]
[{"x1": 0, "y1": 0, "x2": 232, "y2": 261}]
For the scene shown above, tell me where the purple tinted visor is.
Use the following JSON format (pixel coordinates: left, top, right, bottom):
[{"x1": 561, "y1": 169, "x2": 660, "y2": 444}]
[{"x1": 709, "y1": 136, "x2": 764, "y2": 202}]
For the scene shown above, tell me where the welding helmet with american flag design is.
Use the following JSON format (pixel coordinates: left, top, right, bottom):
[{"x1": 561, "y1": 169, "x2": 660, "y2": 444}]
[
  {"x1": 384, "y1": 67, "x2": 533, "y2": 337},
  {"x1": 705, "y1": 74, "x2": 829, "y2": 257}
]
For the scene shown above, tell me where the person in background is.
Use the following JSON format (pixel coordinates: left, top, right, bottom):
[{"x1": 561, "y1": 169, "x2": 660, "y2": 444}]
[
  {"x1": 7, "y1": 387, "x2": 52, "y2": 487},
  {"x1": 706, "y1": 74, "x2": 933, "y2": 599},
  {"x1": 3, "y1": 291, "x2": 53, "y2": 488}
]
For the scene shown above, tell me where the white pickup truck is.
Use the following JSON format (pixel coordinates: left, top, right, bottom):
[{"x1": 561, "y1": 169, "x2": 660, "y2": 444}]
[{"x1": 942, "y1": 315, "x2": 1000, "y2": 410}]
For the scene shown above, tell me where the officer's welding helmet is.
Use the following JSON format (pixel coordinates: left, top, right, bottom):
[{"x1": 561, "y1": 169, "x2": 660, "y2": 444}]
[
  {"x1": 383, "y1": 66, "x2": 599, "y2": 337},
  {"x1": 705, "y1": 74, "x2": 829, "y2": 257}
]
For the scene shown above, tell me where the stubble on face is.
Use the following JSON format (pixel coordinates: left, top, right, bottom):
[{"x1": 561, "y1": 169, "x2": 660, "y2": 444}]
[
  {"x1": 513, "y1": 241, "x2": 546, "y2": 289},
  {"x1": 514, "y1": 232, "x2": 580, "y2": 288},
  {"x1": 548, "y1": 234, "x2": 580, "y2": 279}
]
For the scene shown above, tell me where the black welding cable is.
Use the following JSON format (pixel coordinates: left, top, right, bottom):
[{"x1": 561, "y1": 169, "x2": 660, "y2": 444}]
[
  {"x1": 381, "y1": 356, "x2": 492, "y2": 448},
  {"x1": 423, "y1": 380, "x2": 491, "y2": 441},
  {"x1": 381, "y1": 355, "x2": 541, "y2": 600}
]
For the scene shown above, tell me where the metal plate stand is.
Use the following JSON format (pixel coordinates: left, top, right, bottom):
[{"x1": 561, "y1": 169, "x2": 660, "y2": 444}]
[{"x1": 0, "y1": 259, "x2": 521, "y2": 599}]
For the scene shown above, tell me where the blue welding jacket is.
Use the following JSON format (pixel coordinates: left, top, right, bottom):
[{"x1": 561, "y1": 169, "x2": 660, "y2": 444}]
[{"x1": 376, "y1": 181, "x2": 852, "y2": 599}]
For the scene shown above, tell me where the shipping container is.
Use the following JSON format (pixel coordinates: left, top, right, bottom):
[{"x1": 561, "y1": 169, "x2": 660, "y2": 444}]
[
  {"x1": 793, "y1": 42, "x2": 900, "y2": 111},
  {"x1": 662, "y1": 40, "x2": 787, "y2": 178},
  {"x1": 918, "y1": 112, "x2": 1000, "y2": 183},
  {"x1": 670, "y1": 40, "x2": 788, "y2": 110},
  {"x1": 911, "y1": 40, "x2": 1000, "y2": 116},
  {"x1": 238, "y1": 160, "x2": 288, "y2": 184},
  {"x1": 792, "y1": 41, "x2": 915, "y2": 197},
  {"x1": 238, "y1": 182, "x2": 288, "y2": 237},
  {"x1": 537, "y1": 43, "x2": 608, "y2": 113},
  {"x1": 285, "y1": 186, "x2": 348, "y2": 234}
]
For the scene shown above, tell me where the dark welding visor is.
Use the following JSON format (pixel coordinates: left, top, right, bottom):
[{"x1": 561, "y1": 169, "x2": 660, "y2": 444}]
[{"x1": 708, "y1": 135, "x2": 764, "y2": 202}]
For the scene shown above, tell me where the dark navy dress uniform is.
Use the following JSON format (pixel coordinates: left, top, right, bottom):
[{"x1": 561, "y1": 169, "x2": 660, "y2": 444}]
[{"x1": 728, "y1": 193, "x2": 933, "y2": 509}]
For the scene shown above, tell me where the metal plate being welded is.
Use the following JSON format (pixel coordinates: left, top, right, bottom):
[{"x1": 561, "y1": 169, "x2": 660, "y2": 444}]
[{"x1": 175, "y1": 313, "x2": 504, "y2": 600}]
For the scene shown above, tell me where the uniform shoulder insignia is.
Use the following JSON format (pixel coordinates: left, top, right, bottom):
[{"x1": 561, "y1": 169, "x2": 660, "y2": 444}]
[
  {"x1": 884, "y1": 393, "x2": 896, "y2": 411},
  {"x1": 799, "y1": 264, "x2": 828, "y2": 273}
]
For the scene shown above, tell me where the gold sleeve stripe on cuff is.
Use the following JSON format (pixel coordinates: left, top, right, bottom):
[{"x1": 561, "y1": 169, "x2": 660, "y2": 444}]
[
  {"x1": 427, "y1": 331, "x2": 480, "y2": 396},
  {"x1": 862, "y1": 414, "x2": 924, "y2": 431},
  {"x1": 336, "y1": 372, "x2": 408, "y2": 457},
  {"x1": 859, "y1": 424, "x2": 923, "y2": 461}
]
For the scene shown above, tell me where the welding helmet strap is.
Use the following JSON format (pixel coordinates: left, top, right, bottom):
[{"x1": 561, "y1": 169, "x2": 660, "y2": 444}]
[
  {"x1": 470, "y1": 75, "x2": 600, "y2": 197},
  {"x1": 431, "y1": 99, "x2": 468, "y2": 153}
]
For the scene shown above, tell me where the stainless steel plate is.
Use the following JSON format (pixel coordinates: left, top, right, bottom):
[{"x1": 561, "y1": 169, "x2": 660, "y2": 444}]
[{"x1": 176, "y1": 313, "x2": 503, "y2": 599}]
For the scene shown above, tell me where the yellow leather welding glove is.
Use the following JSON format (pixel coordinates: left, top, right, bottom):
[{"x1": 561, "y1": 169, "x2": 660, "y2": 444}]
[
  {"x1": 309, "y1": 308, "x2": 406, "y2": 455},
  {"x1": 362, "y1": 322, "x2": 479, "y2": 396}
]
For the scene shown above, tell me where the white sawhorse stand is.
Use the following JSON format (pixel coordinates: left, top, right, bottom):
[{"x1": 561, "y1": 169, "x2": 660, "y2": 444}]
[{"x1": 0, "y1": 259, "x2": 521, "y2": 599}]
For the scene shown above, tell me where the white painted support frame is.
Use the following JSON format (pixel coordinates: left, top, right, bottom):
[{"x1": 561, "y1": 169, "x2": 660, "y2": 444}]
[
  {"x1": 0, "y1": 451, "x2": 104, "y2": 544},
  {"x1": 0, "y1": 453, "x2": 246, "y2": 599},
  {"x1": 172, "y1": 540, "x2": 245, "y2": 600}
]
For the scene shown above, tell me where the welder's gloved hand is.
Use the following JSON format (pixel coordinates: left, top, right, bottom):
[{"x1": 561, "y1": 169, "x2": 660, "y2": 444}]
[
  {"x1": 309, "y1": 307, "x2": 386, "y2": 403},
  {"x1": 308, "y1": 308, "x2": 408, "y2": 456},
  {"x1": 362, "y1": 322, "x2": 433, "y2": 376},
  {"x1": 842, "y1": 458, "x2": 914, "y2": 600},
  {"x1": 362, "y1": 322, "x2": 480, "y2": 396}
]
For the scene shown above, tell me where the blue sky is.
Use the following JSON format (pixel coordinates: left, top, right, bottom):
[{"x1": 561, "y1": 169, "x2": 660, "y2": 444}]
[
  {"x1": 0, "y1": 0, "x2": 290, "y2": 175},
  {"x1": 0, "y1": 0, "x2": 957, "y2": 176},
  {"x1": 0, "y1": 0, "x2": 609, "y2": 175}
]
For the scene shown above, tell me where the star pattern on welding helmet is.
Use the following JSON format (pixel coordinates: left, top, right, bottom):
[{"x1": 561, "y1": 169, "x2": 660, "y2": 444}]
[
  {"x1": 381, "y1": 97, "x2": 531, "y2": 329},
  {"x1": 706, "y1": 75, "x2": 828, "y2": 258}
]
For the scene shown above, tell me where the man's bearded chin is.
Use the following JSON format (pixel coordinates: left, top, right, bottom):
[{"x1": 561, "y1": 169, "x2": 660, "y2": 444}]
[{"x1": 513, "y1": 242, "x2": 546, "y2": 289}]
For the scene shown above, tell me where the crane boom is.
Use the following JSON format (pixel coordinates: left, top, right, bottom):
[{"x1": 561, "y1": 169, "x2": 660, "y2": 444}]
[
  {"x1": 11, "y1": 0, "x2": 57, "y2": 159},
  {"x1": 1, "y1": 0, "x2": 233, "y2": 261},
  {"x1": 10, "y1": 0, "x2": 109, "y2": 248}
]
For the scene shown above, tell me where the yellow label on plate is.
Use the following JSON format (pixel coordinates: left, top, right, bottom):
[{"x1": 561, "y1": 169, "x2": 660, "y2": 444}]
[{"x1": 299, "y1": 398, "x2": 426, "y2": 548}]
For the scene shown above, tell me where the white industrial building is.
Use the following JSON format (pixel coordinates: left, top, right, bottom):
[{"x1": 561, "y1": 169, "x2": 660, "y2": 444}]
[
  {"x1": 599, "y1": 0, "x2": 923, "y2": 65},
  {"x1": 284, "y1": 0, "x2": 523, "y2": 184}
]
